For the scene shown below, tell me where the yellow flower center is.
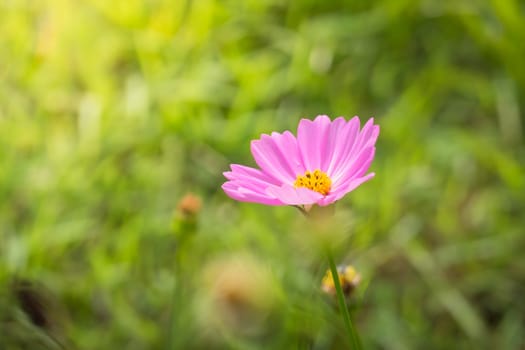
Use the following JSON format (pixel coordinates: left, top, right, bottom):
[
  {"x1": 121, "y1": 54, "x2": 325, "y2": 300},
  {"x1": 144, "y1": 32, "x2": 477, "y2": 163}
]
[{"x1": 294, "y1": 169, "x2": 332, "y2": 195}]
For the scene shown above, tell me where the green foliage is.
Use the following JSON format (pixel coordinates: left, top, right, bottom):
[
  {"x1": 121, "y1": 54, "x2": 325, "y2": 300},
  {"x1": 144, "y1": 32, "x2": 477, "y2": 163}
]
[{"x1": 1, "y1": 0, "x2": 524, "y2": 349}]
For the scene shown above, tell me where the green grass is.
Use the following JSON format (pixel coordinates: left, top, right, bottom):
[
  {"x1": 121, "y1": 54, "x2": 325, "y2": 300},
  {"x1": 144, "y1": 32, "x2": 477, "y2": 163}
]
[{"x1": 1, "y1": 0, "x2": 524, "y2": 349}]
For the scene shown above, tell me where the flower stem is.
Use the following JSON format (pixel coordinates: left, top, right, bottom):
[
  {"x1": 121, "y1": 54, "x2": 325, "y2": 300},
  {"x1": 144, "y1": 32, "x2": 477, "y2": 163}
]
[
  {"x1": 327, "y1": 253, "x2": 362, "y2": 350},
  {"x1": 167, "y1": 253, "x2": 180, "y2": 350},
  {"x1": 293, "y1": 205, "x2": 309, "y2": 217}
]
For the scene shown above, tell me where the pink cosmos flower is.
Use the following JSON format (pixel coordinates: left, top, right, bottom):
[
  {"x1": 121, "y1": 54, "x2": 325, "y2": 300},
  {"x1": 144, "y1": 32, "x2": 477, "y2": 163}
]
[{"x1": 222, "y1": 115, "x2": 379, "y2": 208}]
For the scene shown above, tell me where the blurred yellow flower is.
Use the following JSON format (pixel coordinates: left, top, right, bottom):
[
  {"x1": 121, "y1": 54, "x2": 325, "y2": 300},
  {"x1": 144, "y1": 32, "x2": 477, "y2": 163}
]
[{"x1": 321, "y1": 265, "x2": 361, "y2": 297}]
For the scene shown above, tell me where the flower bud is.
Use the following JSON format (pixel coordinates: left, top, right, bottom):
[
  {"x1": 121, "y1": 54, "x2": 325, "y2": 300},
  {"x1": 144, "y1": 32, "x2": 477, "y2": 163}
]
[{"x1": 176, "y1": 193, "x2": 202, "y2": 219}]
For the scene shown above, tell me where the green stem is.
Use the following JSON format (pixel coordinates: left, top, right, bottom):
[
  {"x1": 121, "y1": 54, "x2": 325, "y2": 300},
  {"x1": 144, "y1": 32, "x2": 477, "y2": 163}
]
[
  {"x1": 327, "y1": 253, "x2": 362, "y2": 350},
  {"x1": 167, "y1": 241, "x2": 186, "y2": 350},
  {"x1": 166, "y1": 258, "x2": 179, "y2": 350}
]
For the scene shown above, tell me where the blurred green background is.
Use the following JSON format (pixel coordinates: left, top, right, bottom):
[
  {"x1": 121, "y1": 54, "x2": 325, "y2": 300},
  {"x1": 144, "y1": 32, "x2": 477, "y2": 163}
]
[{"x1": 1, "y1": 0, "x2": 524, "y2": 349}]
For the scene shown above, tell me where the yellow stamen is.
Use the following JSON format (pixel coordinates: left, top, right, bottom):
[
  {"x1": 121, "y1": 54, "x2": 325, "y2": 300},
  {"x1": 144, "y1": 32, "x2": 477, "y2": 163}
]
[{"x1": 294, "y1": 169, "x2": 332, "y2": 195}]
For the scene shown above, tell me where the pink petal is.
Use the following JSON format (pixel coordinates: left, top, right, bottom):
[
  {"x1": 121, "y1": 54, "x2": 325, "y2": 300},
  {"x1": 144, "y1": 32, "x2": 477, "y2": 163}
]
[
  {"x1": 342, "y1": 147, "x2": 376, "y2": 183},
  {"x1": 317, "y1": 173, "x2": 375, "y2": 206},
  {"x1": 222, "y1": 182, "x2": 284, "y2": 205},
  {"x1": 332, "y1": 146, "x2": 376, "y2": 185},
  {"x1": 251, "y1": 133, "x2": 301, "y2": 184},
  {"x1": 355, "y1": 118, "x2": 380, "y2": 151},
  {"x1": 270, "y1": 131, "x2": 305, "y2": 175},
  {"x1": 265, "y1": 184, "x2": 324, "y2": 206},
  {"x1": 223, "y1": 174, "x2": 272, "y2": 194},
  {"x1": 328, "y1": 118, "x2": 379, "y2": 181},
  {"x1": 225, "y1": 164, "x2": 279, "y2": 185},
  {"x1": 326, "y1": 116, "x2": 361, "y2": 175},
  {"x1": 222, "y1": 164, "x2": 284, "y2": 205},
  {"x1": 319, "y1": 116, "x2": 345, "y2": 172},
  {"x1": 297, "y1": 115, "x2": 331, "y2": 171}
]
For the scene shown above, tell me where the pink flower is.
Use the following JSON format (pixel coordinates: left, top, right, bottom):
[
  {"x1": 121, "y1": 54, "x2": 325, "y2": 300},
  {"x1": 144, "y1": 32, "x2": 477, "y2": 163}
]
[{"x1": 222, "y1": 115, "x2": 379, "y2": 207}]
